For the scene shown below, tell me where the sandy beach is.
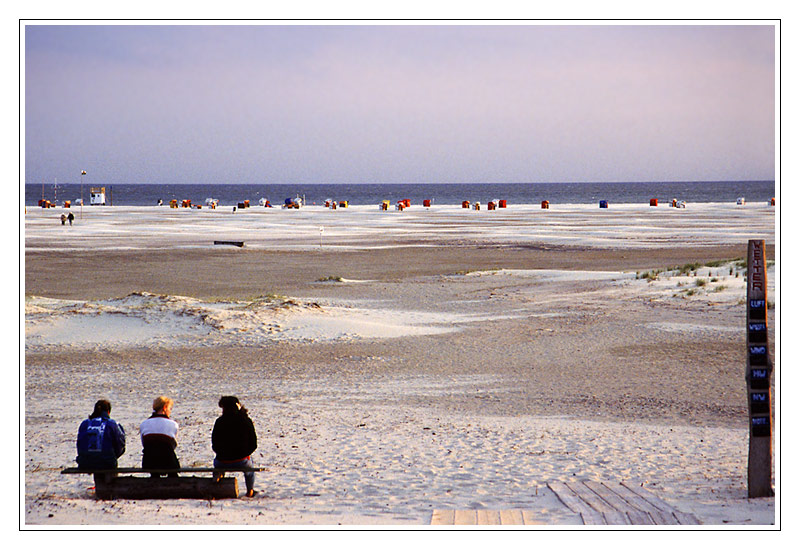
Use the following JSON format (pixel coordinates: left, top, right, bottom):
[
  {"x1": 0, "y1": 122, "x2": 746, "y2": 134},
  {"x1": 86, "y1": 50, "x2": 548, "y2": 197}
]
[{"x1": 23, "y1": 202, "x2": 777, "y2": 527}]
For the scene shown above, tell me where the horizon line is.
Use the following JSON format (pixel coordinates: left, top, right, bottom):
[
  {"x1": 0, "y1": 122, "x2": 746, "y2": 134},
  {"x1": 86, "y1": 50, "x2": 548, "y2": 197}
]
[{"x1": 23, "y1": 179, "x2": 776, "y2": 186}]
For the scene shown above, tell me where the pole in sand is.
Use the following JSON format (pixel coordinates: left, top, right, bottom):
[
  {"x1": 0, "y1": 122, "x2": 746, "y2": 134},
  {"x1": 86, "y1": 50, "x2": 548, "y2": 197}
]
[
  {"x1": 80, "y1": 170, "x2": 86, "y2": 219},
  {"x1": 746, "y1": 239, "x2": 773, "y2": 498}
]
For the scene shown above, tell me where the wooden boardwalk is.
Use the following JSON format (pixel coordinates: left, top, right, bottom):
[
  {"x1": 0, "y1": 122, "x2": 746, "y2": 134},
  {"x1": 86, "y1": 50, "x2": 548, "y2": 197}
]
[
  {"x1": 431, "y1": 509, "x2": 545, "y2": 526},
  {"x1": 430, "y1": 481, "x2": 701, "y2": 526}
]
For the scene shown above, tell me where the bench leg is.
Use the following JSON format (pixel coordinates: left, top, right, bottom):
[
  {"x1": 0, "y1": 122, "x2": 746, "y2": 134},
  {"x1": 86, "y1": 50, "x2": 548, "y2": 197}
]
[{"x1": 93, "y1": 472, "x2": 116, "y2": 500}]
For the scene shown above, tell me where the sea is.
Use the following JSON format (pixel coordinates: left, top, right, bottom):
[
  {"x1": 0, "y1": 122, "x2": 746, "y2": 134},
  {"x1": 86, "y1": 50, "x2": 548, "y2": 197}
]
[{"x1": 25, "y1": 181, "x2": 775, "y2": 207}]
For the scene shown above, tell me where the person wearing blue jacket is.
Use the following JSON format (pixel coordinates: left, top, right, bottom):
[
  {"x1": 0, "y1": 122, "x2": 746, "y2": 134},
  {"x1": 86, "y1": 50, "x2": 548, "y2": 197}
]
[{"x1": 76, "y1": 399, "x2": 126, "y2": 469}]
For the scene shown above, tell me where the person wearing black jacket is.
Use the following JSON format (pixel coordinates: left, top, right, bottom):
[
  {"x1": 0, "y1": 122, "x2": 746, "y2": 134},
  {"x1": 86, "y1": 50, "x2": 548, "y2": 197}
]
[{"x1": 212, "y1": 396, "x2": 258, "y2": 497}]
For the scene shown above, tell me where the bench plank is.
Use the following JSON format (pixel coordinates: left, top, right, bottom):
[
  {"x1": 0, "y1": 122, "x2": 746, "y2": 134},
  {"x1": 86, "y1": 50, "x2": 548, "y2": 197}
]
[{"x1": 62, "y1": 467, "x2": 264, "y2": 474}]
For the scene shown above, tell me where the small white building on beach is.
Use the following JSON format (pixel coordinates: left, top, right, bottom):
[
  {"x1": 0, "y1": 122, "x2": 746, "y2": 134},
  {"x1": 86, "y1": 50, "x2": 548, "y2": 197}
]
[{"x1": 90, "y1": 187, "x2": 106, "y2": 206}]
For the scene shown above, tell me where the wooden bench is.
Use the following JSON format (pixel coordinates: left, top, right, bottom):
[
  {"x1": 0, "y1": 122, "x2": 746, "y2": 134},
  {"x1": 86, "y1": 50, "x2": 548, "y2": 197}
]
[{"x1": 61, "y1": 467, "x2": 265, "y2": 500}]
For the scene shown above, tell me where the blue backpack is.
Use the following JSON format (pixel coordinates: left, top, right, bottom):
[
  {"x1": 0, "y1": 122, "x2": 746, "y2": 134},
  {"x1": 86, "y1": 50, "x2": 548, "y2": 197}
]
[{"x1": 77, "y1": 416, "x2": 125, "y2": 468}]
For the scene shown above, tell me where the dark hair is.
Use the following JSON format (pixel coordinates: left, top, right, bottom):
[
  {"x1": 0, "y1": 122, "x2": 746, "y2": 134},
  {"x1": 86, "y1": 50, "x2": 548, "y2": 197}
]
[
  {"x1": 90, "y1": 399, "x2": 111, "y2": 419},
  {"x1": 219, "y1": 395, "x2": 247, "y2": 415}
]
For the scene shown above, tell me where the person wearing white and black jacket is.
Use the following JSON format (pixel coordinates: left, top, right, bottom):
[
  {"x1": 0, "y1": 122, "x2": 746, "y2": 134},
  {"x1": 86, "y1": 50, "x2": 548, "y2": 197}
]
[{"x1": 139, "y1": 396, "x2": 180, "y2": 477}]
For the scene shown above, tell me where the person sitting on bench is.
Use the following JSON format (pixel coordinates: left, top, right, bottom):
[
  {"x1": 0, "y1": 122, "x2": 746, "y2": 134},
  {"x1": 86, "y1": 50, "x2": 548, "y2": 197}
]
[
  {"x1": 76, "y1": 399, "x2": 126, "y2": 469},
  {"x1": 212, "y1": 396, "x2": 259, "y2": 497},
  {"x1": 140, "y1": 396, "x2": 180, "y2": 477}
]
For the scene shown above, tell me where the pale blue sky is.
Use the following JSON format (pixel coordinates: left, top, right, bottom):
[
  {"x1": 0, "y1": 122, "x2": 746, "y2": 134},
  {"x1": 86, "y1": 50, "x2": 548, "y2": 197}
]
[{"x1": 24, "y1": 24, "x2": 776, "y2": 184}]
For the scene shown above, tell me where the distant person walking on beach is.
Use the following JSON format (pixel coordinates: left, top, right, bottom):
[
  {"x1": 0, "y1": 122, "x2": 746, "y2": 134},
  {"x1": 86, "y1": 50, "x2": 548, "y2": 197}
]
[
  {"x1": 76, "y1": 399, "x2": 126, "y2": 469},
  {"x1": 212, "y1": 396, "x2": 258, "y2": 497},
  {"x1": 140, "y1": 396, "x2": 180, "y2": 476},
  {"x1": 67, "y1": 212, "x2": 74, "y2": 225}
]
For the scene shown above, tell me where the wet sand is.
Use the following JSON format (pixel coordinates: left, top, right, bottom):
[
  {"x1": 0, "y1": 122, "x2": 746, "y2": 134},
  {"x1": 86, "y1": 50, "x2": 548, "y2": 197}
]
[{"x1": 25, "y1": 243, "x2": 762, "y2": 300}]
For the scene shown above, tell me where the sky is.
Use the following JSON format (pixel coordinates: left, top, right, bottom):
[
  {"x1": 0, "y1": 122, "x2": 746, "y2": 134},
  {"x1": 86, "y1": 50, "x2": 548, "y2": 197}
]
[{"x1": 23, "y1": 24, "x2": 776, "y2": 185}]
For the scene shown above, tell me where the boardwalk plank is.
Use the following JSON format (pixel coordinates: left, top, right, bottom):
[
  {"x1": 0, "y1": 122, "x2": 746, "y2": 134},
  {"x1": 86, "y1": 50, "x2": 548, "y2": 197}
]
[
  {"x1": 522, "y1": 510, "x2": 546, "y2": 525},
  {"x1": 673, "y1": 511, "x2": 701, "y2": 526},
  {"x1": 585, "y1": 481, "x2": 654, "y2": 525},
  {"x1": 618, "y1": 482, "x2": 699, "y2": 525},
  {"x1": 619, "y1": 483, "x2": 700, "y2": 525},
  {"x1": 568, "y1": 481, "x2": 630, "y2": 525},
  {"x1": 620, "y1": 482, "x2": 677, "y2": 512},
  {"x1": 499, "y1": 509, "x2": 524, "y2": 525},
  {"x1": 454, "y1": 510, "x2": 477, "y2": 525},
  {"x1": 431, "y1": 509, "x2": 455, "y2": 525},
  {"x1": 477, "y1": 510, "x2": 502, "y2": 525},
  {"x1": 624, "y1": 510, "x2": 655, "y2": 525},
  {"x1": 548, "y1": 481, "x2": 606, "y2": 525},
  {"x1": 431, "y1": 510, "x2": 538, "y2": 526},
  {"x1": 606, "y1": 482, "x2": 676, "y2": 524}
]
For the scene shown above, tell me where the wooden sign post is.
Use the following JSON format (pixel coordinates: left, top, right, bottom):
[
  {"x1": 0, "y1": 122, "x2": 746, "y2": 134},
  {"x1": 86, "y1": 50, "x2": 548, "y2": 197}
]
[{"x1": 746, "y1": 239, "x2": 773, "y2": 498}]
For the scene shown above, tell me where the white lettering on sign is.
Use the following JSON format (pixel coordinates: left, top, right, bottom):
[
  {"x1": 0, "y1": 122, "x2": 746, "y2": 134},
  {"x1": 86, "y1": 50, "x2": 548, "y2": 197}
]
[{"x1": 750, "y1": 242, "x2": 765, "y2": 292}]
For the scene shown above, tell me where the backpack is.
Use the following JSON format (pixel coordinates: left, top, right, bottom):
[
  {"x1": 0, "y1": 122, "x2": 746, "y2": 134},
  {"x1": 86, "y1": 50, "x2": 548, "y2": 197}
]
[
  {"x1": 77, "y1": 416, "x2": 122, "y2": 468},
  {"x1": 83, "y1": 418, "x2": 107, "y2": 453}
]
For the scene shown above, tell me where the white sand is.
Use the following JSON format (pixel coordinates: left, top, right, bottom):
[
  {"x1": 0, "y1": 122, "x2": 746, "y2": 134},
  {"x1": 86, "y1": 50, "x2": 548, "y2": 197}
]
[
  {"x1": 23, "y1": 201, "x2": 778, "y2": 529},
  {"x1": 24, "y1": 202, "x2": 776, "y2": 251},
  {"x1": 24, "y1": 263, "x2": 767, "y2": 350}
]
